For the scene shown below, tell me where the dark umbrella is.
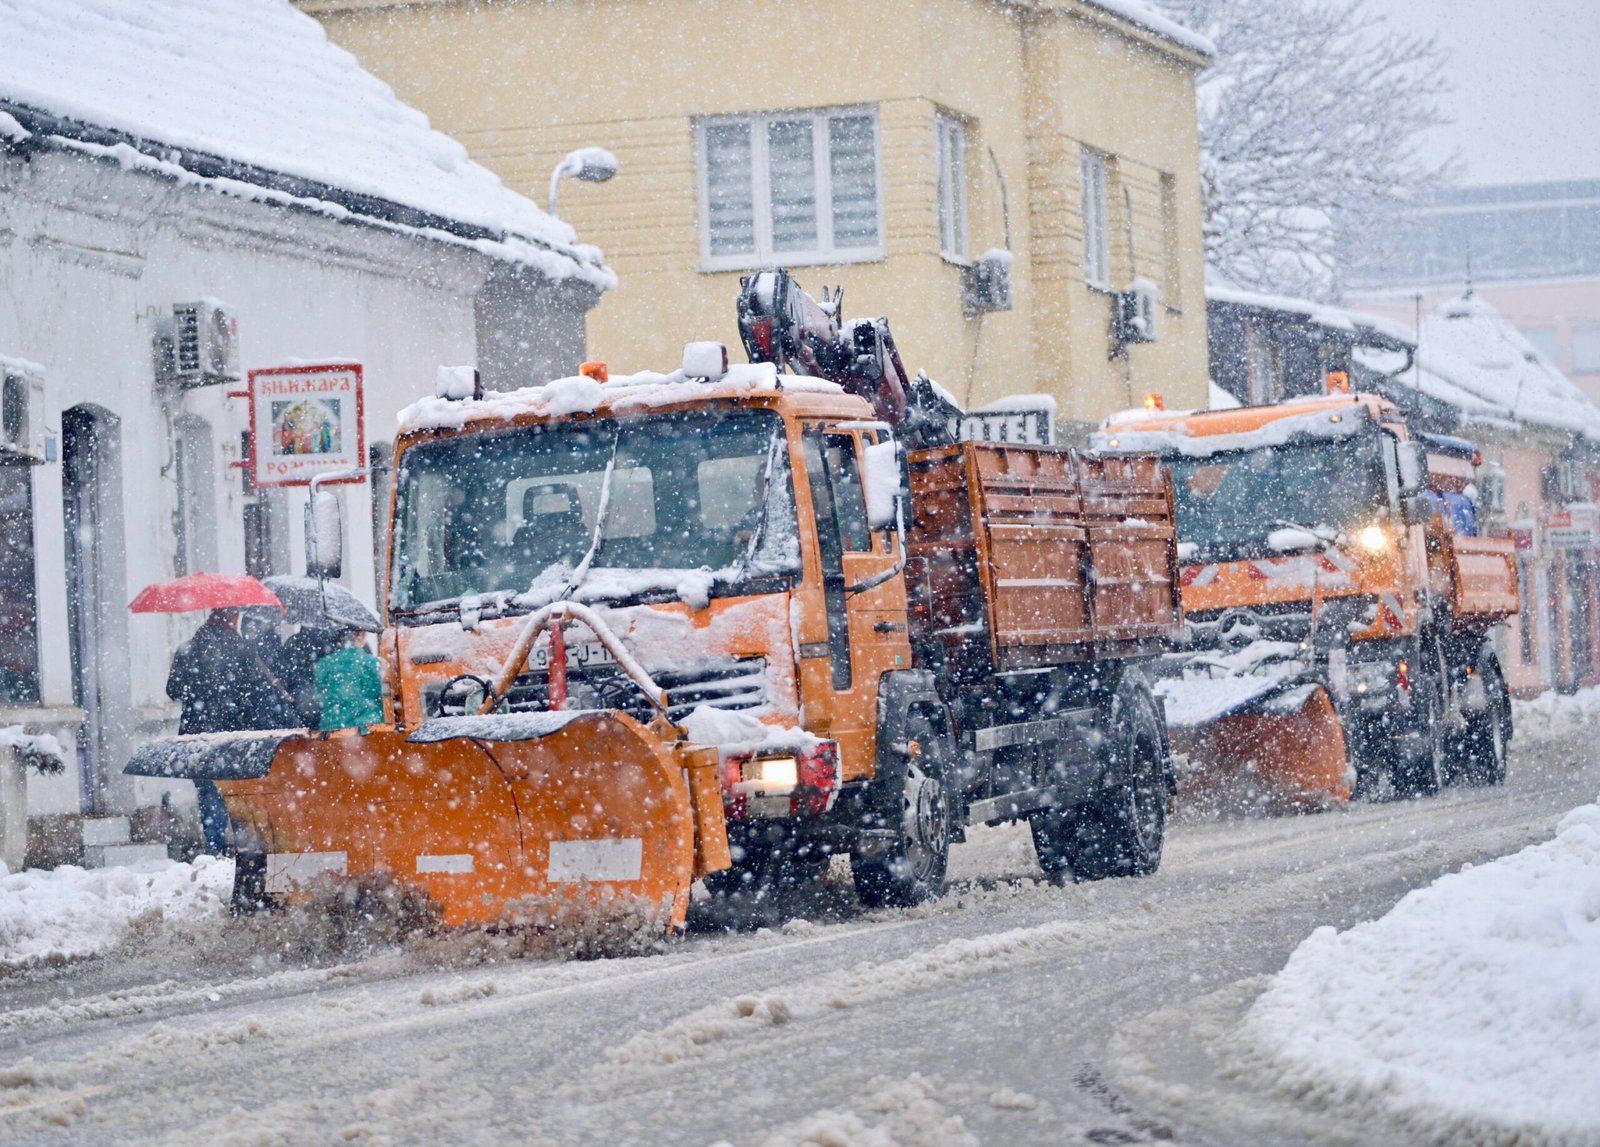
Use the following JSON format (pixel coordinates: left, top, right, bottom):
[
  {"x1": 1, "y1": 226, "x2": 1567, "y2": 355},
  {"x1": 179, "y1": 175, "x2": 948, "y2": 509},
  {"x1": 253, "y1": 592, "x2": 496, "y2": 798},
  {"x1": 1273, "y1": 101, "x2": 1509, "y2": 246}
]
[
  {"x1": 262, "y1": 575, "x2": 381, "y2": 632},
  {"x1": 129, "y1": 572, "x2": 282, "y2": 613}
]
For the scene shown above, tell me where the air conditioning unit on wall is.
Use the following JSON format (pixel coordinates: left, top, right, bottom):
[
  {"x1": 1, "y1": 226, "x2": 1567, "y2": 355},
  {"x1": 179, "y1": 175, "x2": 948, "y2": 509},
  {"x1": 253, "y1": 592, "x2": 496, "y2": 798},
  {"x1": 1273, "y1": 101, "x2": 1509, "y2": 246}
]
[
  {"x1": 961, "y1": 250, "x2": 1014, "y2": 315},
  {"x1": 0, "y1": 368, "x2": 46, "y2": 463},
  {"x1": 154, "y1": 300, "x2": 240, "y2": 388},
  {"x1": 1120, "y1": 277, "x2": 1160, "y2": 343}
]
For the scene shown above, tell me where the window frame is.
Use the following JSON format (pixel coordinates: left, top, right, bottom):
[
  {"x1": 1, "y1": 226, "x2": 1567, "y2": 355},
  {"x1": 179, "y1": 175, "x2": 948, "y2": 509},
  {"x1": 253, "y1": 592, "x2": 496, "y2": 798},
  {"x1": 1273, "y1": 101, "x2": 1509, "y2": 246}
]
[
  {"x1": 696, "y1": 106, "x2": 885, "y2": 272},
  {"x1": 1080, "y1": 148, "x2": 1112, "y2": 291},
  {"x1": 1158, "y1": 171, "x2": 1182, "y2": 311},
  {"x1": 1572, "y1": 326, "x2": 1600, "y2": 373},
  {"x1": 936, "y1": 112, "x2": 969, "y2": 265}
]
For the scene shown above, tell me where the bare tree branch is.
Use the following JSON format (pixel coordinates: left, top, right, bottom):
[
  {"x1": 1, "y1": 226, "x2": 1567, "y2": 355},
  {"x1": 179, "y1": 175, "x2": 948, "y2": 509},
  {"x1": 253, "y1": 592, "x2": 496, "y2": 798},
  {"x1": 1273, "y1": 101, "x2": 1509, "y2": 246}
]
[{"x1": 1159, "y1": 0, "x2": 1456, "y2": 300}]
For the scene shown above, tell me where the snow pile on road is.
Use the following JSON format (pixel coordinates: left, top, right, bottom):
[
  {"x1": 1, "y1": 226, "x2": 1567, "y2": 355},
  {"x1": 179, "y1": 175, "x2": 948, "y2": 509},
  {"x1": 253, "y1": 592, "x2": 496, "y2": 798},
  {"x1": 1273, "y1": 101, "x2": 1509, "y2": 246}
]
[
  {"x1": 743, "y1": 1074, "x2": 979, "y2": 1147},
  {"x1": 1237, "y1": 795, "x2": 1600, "y2": 1146},
  {"x1": 0, "y1": 855, "x2": 232, "y2": 970},
  {"x1": 1513, "y1": 684, "x2": 1600, "y2": 744}
]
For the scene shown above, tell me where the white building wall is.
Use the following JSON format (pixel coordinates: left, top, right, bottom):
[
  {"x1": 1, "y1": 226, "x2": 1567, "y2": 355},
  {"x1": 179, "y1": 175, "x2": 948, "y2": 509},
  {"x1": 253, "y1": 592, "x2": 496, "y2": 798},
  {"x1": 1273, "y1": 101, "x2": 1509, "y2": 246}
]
[{"x1": 0, "y1": 147, "x2": 589, "y2": 827}]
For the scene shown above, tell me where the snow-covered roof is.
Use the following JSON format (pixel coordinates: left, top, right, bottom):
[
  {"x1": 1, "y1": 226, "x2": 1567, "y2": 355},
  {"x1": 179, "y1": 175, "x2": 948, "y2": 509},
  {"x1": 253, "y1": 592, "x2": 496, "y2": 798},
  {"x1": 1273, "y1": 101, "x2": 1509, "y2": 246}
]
[
  {"x1": 1207, "y1": 285, "x2": 1414, "y2": 347},
  {"x1": 1209, "y1": 285, "x2": 1600, "y2": 441},
  {"x1": 1401, "y1": 295, "x2": 1600, "y2": 441},
  {"x1": 1079, "y1": 0, "x2": 1215, "y2": 58},
  {"x1": 0, "y1": 0, "x2": 613, "y2": 290}
]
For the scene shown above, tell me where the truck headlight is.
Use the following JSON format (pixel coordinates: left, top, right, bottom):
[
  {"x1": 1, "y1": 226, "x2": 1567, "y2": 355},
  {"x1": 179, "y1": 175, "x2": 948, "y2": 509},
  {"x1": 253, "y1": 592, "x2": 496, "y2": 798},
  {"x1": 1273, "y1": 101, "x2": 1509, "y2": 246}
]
[
  {"x1": 1355, "y1": 525, "x2": 1390, "y2": 554},
  {"x1": 740, "y1": 756, "x2": 798, "y2": 788}
]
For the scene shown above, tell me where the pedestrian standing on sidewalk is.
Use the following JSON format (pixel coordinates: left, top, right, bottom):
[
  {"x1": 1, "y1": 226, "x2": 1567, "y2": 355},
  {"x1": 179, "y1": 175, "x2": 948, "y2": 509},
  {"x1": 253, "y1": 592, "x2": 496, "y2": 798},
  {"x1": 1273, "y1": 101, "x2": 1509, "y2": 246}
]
[
  {"x1": 166, "y1": 607, "x2": 296, "y2": 854},
  {"x1": 313, "y1": 627, "x2": 384, "y2": 732}
]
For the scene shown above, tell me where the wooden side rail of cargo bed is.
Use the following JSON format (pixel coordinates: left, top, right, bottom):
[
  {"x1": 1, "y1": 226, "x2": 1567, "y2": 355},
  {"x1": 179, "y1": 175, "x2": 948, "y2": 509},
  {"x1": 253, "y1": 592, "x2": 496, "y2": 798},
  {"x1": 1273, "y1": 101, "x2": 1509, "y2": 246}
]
[{"x1": 905, "y1": 442, "x2": 1182, "y2": 672}]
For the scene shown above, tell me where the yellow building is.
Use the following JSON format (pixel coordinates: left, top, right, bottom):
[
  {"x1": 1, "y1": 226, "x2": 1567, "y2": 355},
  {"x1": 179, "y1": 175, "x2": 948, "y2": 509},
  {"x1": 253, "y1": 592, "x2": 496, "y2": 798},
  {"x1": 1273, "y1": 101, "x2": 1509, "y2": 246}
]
[{"x1": 301, "y1": 0, "x2": 1211, "y2": 430}]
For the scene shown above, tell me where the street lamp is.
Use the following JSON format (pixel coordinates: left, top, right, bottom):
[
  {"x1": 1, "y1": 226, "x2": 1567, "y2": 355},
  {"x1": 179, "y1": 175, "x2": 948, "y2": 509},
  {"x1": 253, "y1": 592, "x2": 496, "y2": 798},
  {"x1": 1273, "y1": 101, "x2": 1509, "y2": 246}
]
[{"x1": 548, "y1": 147, "x2": 619, "y2": 219}]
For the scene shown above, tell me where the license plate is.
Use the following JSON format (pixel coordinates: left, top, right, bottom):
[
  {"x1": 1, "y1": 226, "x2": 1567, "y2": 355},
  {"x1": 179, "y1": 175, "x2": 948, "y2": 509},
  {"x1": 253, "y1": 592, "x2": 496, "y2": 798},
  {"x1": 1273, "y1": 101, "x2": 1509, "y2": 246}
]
[{"x1": 526, "y1": 637, "x2": 617, "y2": 672}]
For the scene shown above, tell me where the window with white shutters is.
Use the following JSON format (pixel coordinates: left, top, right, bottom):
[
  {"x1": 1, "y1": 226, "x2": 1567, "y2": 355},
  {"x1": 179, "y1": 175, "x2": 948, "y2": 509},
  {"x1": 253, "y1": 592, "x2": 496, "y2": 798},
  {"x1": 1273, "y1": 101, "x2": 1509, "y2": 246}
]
[
  {"x1": 936, "y1": 114, "x2": 968, "y2": 263},
  {"x1": 698, "y1": 108, "x2": 883, "y2": 268},
  {"x1": 1080, "y1": 149, "x2": 1111, "y2": 289}
]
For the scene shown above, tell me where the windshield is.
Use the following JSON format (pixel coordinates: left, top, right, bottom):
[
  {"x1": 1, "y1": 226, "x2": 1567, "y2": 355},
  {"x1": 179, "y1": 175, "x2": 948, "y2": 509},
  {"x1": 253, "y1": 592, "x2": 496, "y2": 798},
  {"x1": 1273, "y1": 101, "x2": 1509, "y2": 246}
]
[
  {"x1": 390, "y1": 408, "x2": 799, "y2": 613},
  {"x1": 1167, "y1": 433, "x2": 1388, "y2": 559}
]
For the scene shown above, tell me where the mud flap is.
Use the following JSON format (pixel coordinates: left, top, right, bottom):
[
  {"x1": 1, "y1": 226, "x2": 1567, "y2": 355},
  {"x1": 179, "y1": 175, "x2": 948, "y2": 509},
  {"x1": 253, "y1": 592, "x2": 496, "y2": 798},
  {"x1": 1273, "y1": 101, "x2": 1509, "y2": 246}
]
[{"x1": 1162, "y1": 680, "x2": 1352, "y2": 808}]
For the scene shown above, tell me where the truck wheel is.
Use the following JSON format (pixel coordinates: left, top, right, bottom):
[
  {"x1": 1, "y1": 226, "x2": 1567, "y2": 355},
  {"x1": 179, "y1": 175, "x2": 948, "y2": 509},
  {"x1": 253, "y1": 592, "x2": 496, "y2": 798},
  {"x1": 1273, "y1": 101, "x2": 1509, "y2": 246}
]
[
  {"x1": 1393, "y1": 668, "x2": 1445, "y2": 799},
  {"x1": 851, "y1": 712, "x2": 951, "y2": 908},
  {"x1": 1464, "y1": 664, "x2": 1510, "y2": 786},
  {"x1": 1047, "y1": 675, "x2": 1167, "y2": 883}
]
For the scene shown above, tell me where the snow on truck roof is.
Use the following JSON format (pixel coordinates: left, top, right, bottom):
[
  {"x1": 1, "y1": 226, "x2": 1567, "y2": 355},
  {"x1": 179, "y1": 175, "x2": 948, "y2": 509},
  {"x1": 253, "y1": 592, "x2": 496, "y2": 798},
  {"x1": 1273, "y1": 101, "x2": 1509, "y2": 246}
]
[
  {"x1": 0, "y1": 0, "x2": 612, "y2": 290},
  {"x1": 398, "y1": 363, "x2": 852, "y2": 434},
  {"x1": 1093, "y1": 395, "x2": 1383, "y2": 458}
]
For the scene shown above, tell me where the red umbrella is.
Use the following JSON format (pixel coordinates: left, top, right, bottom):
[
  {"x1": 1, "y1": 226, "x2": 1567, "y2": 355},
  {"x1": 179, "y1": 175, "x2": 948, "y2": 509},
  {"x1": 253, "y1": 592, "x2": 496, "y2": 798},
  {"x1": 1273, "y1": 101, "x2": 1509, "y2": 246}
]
[{"x1": 129, "y1": 572, "x2": 283, "y2": 614}]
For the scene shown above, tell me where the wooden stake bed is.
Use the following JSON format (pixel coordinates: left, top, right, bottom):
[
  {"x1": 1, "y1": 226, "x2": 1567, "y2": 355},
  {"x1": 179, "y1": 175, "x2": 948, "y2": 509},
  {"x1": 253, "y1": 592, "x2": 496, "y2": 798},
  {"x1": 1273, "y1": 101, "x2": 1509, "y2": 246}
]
[{"x1": 905, "y1": 442, "x2": 1182, "y2": 673}]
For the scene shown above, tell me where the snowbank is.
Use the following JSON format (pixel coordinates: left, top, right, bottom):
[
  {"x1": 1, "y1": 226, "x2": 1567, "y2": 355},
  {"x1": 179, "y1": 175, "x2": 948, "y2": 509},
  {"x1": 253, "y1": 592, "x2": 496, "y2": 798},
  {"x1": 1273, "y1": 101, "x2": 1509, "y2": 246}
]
[
  {"x1": 1238, "y1": 796, "x2": 1600, "y2": 1146},
  {"x1": 0, "y1": 856, "x2": 233, "y2": 970},
  {"x1": 1513, "y1": 684, "x2": 1600, "y2": 744}
]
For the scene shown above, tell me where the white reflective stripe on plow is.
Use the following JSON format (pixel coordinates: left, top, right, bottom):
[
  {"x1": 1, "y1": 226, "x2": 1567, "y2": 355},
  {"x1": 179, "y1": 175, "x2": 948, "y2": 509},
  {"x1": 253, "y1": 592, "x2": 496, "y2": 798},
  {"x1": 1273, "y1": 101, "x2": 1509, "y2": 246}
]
[
  {"x1": 416, "y1": 854, "x2": 474, "y2": 874},
  {"x1": 547, "y1": 838, "x2": 643, "y2": 883},
  {"x1": 265, "y1": 851, "x2": 347, "y2": 895}
]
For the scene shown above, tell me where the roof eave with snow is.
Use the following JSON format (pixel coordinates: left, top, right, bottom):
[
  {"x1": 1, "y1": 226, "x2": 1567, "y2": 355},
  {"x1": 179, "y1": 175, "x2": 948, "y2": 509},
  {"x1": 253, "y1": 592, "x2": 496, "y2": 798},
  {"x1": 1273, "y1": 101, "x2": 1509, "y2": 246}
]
[{"x1": 0, "y1": 98, "x2": 614, "y2": 293}]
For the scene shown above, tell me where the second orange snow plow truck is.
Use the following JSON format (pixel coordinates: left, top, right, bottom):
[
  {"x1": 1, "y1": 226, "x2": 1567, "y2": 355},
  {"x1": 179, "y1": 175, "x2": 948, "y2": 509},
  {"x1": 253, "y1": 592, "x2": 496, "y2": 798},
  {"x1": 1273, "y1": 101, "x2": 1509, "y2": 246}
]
[
  {"x1": 129, "y1": 270, "x2": 1181, "y2": 930},
  {"x1": 1096, "y1": 393, "x2": 1518, "y2": 806}
]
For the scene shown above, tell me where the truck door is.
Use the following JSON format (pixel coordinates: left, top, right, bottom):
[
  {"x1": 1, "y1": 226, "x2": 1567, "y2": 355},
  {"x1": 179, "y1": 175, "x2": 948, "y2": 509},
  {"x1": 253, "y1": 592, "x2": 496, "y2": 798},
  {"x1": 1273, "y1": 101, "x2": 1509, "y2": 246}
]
[{"x1": 799, "y1": 428, "x2": 911, "y2": 783}]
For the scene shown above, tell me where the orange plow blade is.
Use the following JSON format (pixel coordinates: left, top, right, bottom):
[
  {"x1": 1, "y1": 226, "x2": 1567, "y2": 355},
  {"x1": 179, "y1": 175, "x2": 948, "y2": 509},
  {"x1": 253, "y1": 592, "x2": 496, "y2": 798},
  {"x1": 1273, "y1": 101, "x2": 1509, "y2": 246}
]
[
  {"x1": 204, "y1": 712, "x2": 727, "y2": 932},
  {"x1": 1167, "y1": 683, "x2": 1352, "y2": 809}
]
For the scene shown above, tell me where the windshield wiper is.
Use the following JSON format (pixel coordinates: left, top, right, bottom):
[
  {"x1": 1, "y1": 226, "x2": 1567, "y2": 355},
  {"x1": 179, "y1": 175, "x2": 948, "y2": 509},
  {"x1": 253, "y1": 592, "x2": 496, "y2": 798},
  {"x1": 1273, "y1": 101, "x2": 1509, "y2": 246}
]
[
  {"x1": 556, "y1": 426, "x2": 622, "y2": 602},
  {"x1": 1270, "y1": 518, "x2": 1338, "y2": 549},
  {"x1": 728, "y1": 425, "x2": 786, "y2": 584}
]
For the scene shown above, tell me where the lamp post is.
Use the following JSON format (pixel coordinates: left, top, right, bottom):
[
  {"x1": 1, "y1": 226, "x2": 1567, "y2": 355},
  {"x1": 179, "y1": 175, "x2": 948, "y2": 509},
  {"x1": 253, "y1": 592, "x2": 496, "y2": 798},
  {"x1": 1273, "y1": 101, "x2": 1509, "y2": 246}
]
[{"x1": 548, "y1": 147, "x2": 619, "y2": 219}]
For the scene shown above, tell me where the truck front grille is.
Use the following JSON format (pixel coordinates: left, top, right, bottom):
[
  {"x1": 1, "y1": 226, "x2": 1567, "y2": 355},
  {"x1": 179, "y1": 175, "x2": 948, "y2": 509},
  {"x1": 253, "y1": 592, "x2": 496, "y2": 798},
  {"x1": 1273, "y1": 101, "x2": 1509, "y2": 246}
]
[{"x1": 426, "y1": 657, "x2": 769, "y2": 723}]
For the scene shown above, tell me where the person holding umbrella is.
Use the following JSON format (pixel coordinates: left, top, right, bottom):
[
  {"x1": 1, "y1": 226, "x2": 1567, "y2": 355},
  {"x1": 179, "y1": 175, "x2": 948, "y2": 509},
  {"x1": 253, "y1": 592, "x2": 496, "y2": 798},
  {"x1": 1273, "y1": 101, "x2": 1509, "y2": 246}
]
[
  {"x1": 131, "y1": 573, "x2": 297, "y2": 855},
  {"x1": 260, "y1": 576, "x2": 381, "y2": 727}
]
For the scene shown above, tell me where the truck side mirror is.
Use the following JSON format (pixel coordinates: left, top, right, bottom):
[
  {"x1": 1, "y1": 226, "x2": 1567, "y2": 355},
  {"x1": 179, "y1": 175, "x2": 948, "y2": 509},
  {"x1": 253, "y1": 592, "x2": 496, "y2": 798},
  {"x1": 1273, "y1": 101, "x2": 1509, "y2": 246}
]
[
  {"x1": 1402, "y1": 491, "x2": 1434, "y2": 526},
  {"x1": 862, "y1": 439, "x2": 905, "y2": 532},
  {"x1": 1397, "y1": 441, "x2": 1428, "y2": 497},
  {"x1": 305, "y1": 489, "x2": 344, "y2": 579}
]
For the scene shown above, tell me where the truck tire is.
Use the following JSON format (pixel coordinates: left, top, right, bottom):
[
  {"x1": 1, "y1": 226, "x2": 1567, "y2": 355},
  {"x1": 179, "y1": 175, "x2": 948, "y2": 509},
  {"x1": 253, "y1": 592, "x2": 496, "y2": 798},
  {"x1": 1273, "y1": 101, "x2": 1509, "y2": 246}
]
[
  {"x1": 1392, "y1": 657, "x2": 1446, "y2": 799},
  {"x1": 1463, "y1": 661, "x2": 1510, "y2": 787},
  {"x1": 1035, "y1": 674, "x2": 1166, "y2": 882},
  {"x1": 851, "y1": 711, "x2": 951, "y2": 908}
]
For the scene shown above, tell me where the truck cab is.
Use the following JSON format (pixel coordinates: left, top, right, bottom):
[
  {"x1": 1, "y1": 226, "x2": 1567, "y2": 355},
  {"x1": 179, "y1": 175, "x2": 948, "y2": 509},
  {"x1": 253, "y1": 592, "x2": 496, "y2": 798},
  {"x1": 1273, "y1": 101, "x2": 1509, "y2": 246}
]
[{"x1": 1097, "y1": 393, "x2": 1517, "y2": 802}]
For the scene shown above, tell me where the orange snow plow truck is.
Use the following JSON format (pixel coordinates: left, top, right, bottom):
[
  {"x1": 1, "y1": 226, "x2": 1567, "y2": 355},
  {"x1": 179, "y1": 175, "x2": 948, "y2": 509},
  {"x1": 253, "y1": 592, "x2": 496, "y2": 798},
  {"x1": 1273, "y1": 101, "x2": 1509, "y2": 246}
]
[
  {"x1": 127, "y1": 270, "x2": 1182, "y2": 933},
  {"x1": 1096, "y1": 393, "x2": 1518, "y2": 807}
]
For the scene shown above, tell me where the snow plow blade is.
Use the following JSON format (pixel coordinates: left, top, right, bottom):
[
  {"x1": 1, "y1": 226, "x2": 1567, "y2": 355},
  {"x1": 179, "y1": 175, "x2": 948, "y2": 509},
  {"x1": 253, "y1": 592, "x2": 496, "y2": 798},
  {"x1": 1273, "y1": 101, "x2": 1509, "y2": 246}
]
[
  {"x1": 1158, "y1": 678, "x2": 1351, "y2": 808},
  {"x1": 128, "y1": 712, "x2": 730, "y2": 932}
]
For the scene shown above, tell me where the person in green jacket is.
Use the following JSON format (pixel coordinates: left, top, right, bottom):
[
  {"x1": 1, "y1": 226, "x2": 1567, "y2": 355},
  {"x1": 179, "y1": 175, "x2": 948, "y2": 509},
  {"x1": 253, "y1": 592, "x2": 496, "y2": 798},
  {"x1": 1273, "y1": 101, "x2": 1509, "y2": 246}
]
[{"x1": 313, "y1": 628, "x2": 384, "y2": 731}]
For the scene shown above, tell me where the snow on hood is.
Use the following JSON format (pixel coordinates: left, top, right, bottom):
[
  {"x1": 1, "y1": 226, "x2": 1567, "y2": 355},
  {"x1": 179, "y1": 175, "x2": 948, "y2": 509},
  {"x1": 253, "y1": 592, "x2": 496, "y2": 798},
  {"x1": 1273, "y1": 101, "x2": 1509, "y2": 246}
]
[
  {"x1": 679, "y1": 705, "x2": 820, "y2": 761},
  {"x1": 0, "y1": 0, "x2": 612, "y2": 288}
]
